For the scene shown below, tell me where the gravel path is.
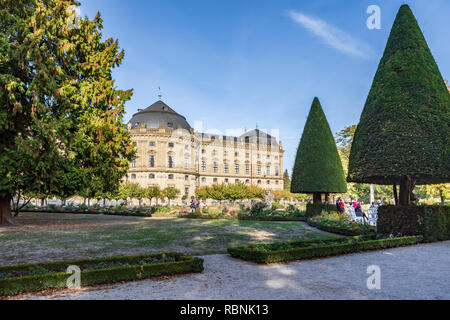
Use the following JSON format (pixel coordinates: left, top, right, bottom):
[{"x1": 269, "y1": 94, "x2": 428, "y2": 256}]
[{"x1": 20, "y1": 240, "x2": 450, "y2": 300}]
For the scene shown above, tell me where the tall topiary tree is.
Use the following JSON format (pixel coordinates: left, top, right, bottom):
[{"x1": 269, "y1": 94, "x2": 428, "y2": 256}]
[
  {"x1": 347, "y1": 5, "x2": 450, "y2": 205},
  {"x1": 291, "y1": 98, "x2": 347, "y2": 203}
]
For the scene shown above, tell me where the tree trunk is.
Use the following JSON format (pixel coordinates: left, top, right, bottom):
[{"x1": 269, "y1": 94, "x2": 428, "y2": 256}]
[
  {"x1": 313, "y1": 192, "x2": 322, "y2": 204},
  {"x1": 398, "y1": 176, "x2": 415, "y2": 206},
  {"x1": 393, "y1": 184, "x2": 398, "y2": 205},
  {"x1": 324, "y1": 193, "x2": 330, "y2": 203},
  {"x1": 440, "y1": 189, "x2": 444, "y2": 206},
  {"x1": 0, "y1": 193, "x2": 15, "y2": 226}
]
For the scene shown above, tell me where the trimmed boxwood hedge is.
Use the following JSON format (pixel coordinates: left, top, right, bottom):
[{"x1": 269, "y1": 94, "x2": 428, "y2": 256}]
[
  {"x1": 378, "y1": 205, "x2": 450, "y2": 242},
  {"x1": 178, "y1": 214, "x2": 307, "y2": 222},
  {"x1": 23, "y1": 208, "x2": 154, "y2": 217},
  {"x1": 0, "y1": 253, "x2": 203, "y2": 297},
  {"x1": 228, "y1": 235, "x2": 422, "y2": 264},
  {"x1": 305, "y1": 203, "x2": 337, "y2": 217},
  {"x1": 307, "y1": 219, "x2": 376, "y2": 236}
]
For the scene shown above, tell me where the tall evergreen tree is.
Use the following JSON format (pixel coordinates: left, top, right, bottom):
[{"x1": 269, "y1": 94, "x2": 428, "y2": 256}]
[
  {"x1": 283, "y1": 170, "x2": 291, "y2": 191},
  {"x1": 0, "y1": 1, "x2": 135, "y2": 224},
  {"x1": 347, "y1": 5, "x2": 450, "y2": 205},
  {"x1": 291, "y1": 98, "x2": 347, "y2": 203}
]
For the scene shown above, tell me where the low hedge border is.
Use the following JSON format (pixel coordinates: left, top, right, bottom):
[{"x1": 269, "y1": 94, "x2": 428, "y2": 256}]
[
  {"x1": 23, "y1": 209, "x2": 154, "y2": 218},
  {"x1": 227, "y1": 235, "x2": 422, "y2": 264},
  {"x1": 0, "y1": 252, "x2": 203, "y2": 297},
  {"x1": 305, "y1": 203, "x2": 337, "y2": 217},
  {"x1": 307, "y1": 219, "x2": 376, "y2": 236},
  {"x1": 177, "y1": 214, "x2": 307, "y2": 222}
]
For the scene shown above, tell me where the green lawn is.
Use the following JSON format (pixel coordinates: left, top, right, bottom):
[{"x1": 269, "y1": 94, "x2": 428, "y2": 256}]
[{"x1": 0, "y1": 212, "x2": 334, "y2": 266}]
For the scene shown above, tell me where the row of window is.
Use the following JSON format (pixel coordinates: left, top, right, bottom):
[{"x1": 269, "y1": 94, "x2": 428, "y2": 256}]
[
  {"x1": 147, "y1": 142, "x2": 279, "y2": 160},
  {"x1": 202, "y1": 162, "x2": 279, "y2": 176},
  {"x1": 203, "y1": 149, "x2": 279, "y2": 160},
  {"x1": 133, "y1": 156, "x2": 279, "y2": 176},
  {"x1": 130, "y1": 173, "x2": 279, "y2": 186},
  {"x1": 201, "y1": 177, "x2": 279, "y2": 185}
]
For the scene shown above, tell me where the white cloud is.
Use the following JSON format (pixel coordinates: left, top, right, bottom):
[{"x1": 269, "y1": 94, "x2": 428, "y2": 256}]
[{"x1": 288, "y1": 10, "x2": 373, "y2": 59}]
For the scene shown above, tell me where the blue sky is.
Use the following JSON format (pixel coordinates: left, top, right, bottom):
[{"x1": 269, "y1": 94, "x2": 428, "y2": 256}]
[{"x1": 80, "y1": 0, "x2": 450, "y2": 174}]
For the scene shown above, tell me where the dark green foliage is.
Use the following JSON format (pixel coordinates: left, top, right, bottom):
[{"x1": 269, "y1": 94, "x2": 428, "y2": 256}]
[
  {"x1": 283, "y1": 170, "x2": 291, "y2": 191},
  {"x1": 228, "y1": 235, "x2": 422, "y2": 264},
  {"x1": 291, "y1": 98, "x2": 347, "y2": 194},
  {"x1": 0, "y1": 253, "x2": 203, "y2": 296},
  {"x1": 305, "y1": 203, "x2": 337, "y2": 217},
  {"x1": 307, "y1": 219, "x2": 376, "y2": 236},
  {"x1": 377, "y1": 205, "x2": 450, "y2": 242},
  {"x1": 348, "y1": 5, "x2": 450, "y2": 185}
]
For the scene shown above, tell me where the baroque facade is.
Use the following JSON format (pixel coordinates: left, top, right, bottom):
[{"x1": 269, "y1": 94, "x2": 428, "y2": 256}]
[{"x1": 125, "y1": 100, "x2": 284, "y2": 199}]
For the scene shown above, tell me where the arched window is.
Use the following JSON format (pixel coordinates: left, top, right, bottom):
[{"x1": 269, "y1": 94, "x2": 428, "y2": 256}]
[
  {"x1": 149, "y1": 174, "x2": 155, "y2": 179},
  {"x1": 168, "y1": 174, "x2": 174, "y2": 180}
]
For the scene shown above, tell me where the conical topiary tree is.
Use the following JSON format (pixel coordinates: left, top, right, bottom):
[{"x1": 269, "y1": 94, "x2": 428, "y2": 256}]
[
  {"x1": 291, "y1": 98, "x2": 347, "y2": 203},
  {"x1": 347, "y1": 5, "x2": 450, "y2": 206}
]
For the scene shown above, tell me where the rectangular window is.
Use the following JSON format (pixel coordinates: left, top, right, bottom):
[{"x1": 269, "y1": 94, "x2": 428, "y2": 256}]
[
  {"x1": 149, "y1": 155, "x2": 155, "y2": 168},
  {"x1": 245, "y1": 164, "x2": 250, "y2": 174},
  {"x1": 213, "y1": 162, "x2": 218, "y2": 173},
  {"x1": 149, "y1": 141, "x2": 156, "y2": 147},
  {"x1": 266, "y1": 166, "x2": 271, "y2": 175},
  {"x1": 184, "y1": 158, "x2": 189, "y2": 169},
  {"x1": 235, "y1": 164, "x2": 239, "y2": 174},
  {"x1": 257, "y1": 165, "x2": 261, "y2": 175},
  {"x1": 168, "y1": 143, "x2": 174, "y2": 148},
  {"x1": 224, "y1": 163, "x2": 229, "y2": 174},
  {"x1": 245, "y1": 153, "x2": 249, "y2": 158},
  {"x1": 202, "y1": 161, "x2": 206, "y2": 172},
  {"x1": 275, "y1": 166, "x2": 279, "y2": 176},
  {"x1": 132, "y1": 159, "x2": 137, "y2": 168},
  {"x1": 168, "y1": 156, "x2": 174, "y2": 168}
]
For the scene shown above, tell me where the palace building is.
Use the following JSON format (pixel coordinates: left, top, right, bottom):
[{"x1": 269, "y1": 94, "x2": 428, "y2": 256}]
[{"x1": 125, "y1": 99, "x2": 284, "y2": 199}]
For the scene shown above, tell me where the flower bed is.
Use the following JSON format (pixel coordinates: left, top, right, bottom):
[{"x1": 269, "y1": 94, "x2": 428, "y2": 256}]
[
  {"x1": 153, "y1": 205, "x2": 308, "y2": 222},
  {"x1": 22, "y1": 204, "x2": 155, "y2": 217},
  {"x1": 0, "y1": 253, "x2": 203, "y2": 297},
  {"x1": 227, "y1": 235, "x2": 422, "y2": 264},
  {"x1": 307, "y1": 213, "x2": 376, "y2": 236}
]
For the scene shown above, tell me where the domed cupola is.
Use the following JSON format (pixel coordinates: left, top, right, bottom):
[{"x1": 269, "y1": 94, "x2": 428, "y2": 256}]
[{"x1": 129, "y1": 100, "x2": 191, "y2": 130}]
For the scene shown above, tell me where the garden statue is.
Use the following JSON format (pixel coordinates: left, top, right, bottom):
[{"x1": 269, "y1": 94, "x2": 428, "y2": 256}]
[{"x1": 264, "y1": 191, "x2": 274, "y2": 210}]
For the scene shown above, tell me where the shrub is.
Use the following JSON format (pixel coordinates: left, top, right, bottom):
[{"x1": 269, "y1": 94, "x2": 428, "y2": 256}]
[
  {"x1": 307, "y1": 216, "x2": 375, "y2": 236},
  {"x1": 228, "y1": 235, "x2": 422, "y2": 264},
  {"x1": 305, "y1": 203, "x2": 337, "y2": 217},
  {"x1": 0, "y1": 253, "x2": 203, "y2": 296},
  {"x1": 377, "y1": 205, "x2": 450, "y2": 242}
]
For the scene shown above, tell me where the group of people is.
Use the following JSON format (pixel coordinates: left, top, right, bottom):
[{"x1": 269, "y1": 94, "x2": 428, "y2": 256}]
[
  {"x1": 190, "y1": 198, "x2": 200, "y2": 213},
  {"x1": 336, "y1": 197, "x2": 371, "y2": 221}
]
